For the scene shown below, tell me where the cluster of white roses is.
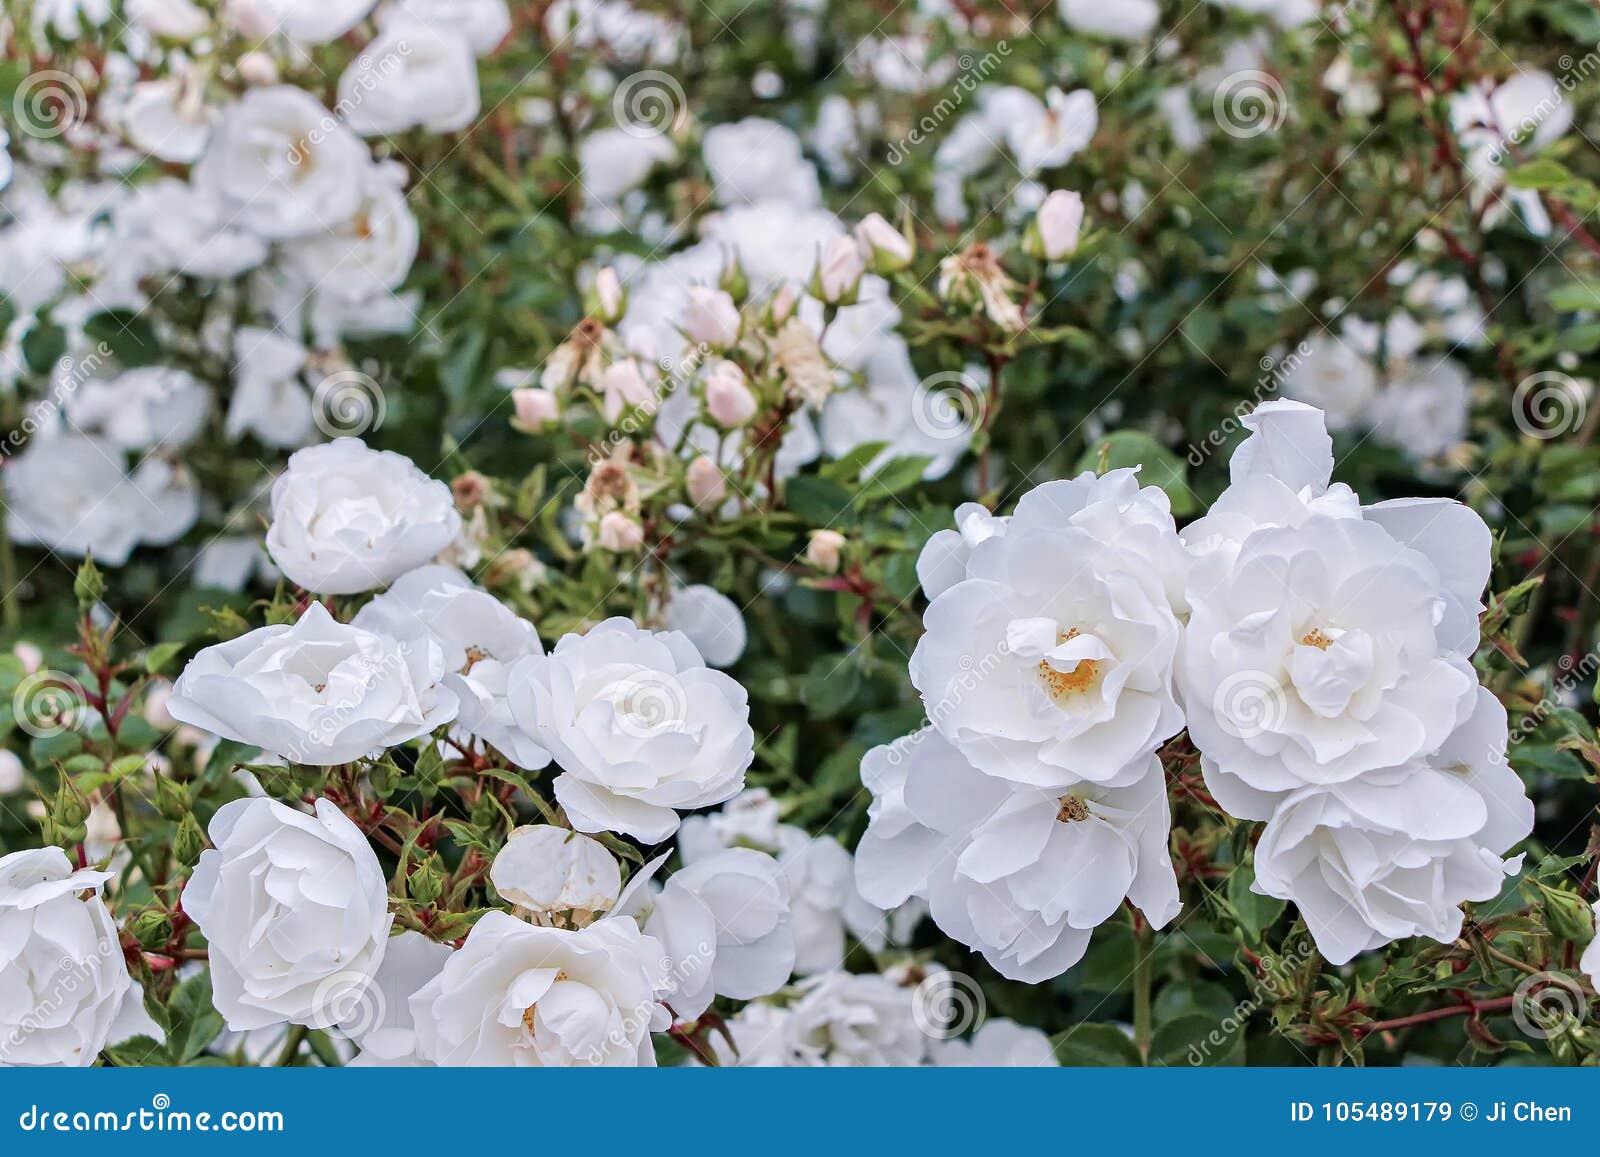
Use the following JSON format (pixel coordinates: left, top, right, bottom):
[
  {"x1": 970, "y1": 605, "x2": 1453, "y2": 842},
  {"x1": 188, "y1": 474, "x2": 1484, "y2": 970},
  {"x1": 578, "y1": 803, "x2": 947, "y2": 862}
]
[
  {"x1": 0, "y1": 0, "x2": 504, "y2": 570},
  {"x1": 857, "y1": 400, "x2": 1534, "y2": 974}
]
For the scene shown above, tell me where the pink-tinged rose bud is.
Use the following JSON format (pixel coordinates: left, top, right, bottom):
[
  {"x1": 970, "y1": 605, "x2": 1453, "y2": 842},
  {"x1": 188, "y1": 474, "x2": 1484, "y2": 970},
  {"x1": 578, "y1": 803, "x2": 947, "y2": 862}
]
[
  {"x1": 704, "y1": 359, "x2": 758, "y2": 427},
  {"x1": 854, "y1": 212, "x2": 913, "y2": 272},
  {"x1": 144, "y1": 680, "x2": 176, "y2": 730},
  {"x1": 597, "y1": 511, "x2": 645, "y2": 552},
  {"x1": 12, "y1": 643, "x2": 42, "y2": 674},
  {"x1": 599, "y1": 359, "x2": 656, "y2": 423},
  {"x1": 513, "y1": 387, "x2": 561, "y2": 430},
  {"x1": 806, "y1": 529, "x2": 846, "y2": 574},
  {"x1": 815, "y1": 235, "x2": 865, "y2": 304},
  {"x1": 593, "y1": 267, "x2": 624, "y2": 322},
  {"x1": 768, "y1": 284, "x2": 800, "y2": 326},
  {"x1": 1033, "y1": 190, "x2": 1085, "y2": 260},
  {"x1": 236, "y1": 50, "x2": 280, "y2": 86},
  {"x1": 686, "y1": 455, "x2": 727, "y2": 509},
  {"x1": 683, "y1": 286, "x2": 741, "y2": 348}
]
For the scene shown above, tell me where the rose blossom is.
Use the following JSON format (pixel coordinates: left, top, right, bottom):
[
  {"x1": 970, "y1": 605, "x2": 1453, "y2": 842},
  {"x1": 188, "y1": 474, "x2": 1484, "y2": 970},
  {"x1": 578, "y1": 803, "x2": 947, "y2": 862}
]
[
  {"x1": 182, "y1": 798, "x2": 393, "y2": 1031},
  {"x1": 338, "y1": 22, "x2": 482, "y2": 136},
  {"x1": 408, "y1": 911, "x2": 668, "y2": 1066},
  {"x1": 1033, "y1": 189, "x2": 1085, "y2": 260},
  {"x1": 853, "y1": 212, "x2": 912, "y2": 272},
  {"x1": 704, "y1": 359, "x2": 757, "y2": 427},
  {"x1": 682, "y1": 286, "x2": 741, "y2": 348},
  {"x1": 490, "y1": 825, "x2": 621, "y2": 922},
  {"x1": 506, "y1": 618, "x2": 753, "y2": 841},
  {"x1": 265, "y1": 439, "x2": 461, "y2": 595},
  {"x1": 166, "y1": 602, "x2": 459, "y2": 765},
  {"x1": 0, "y1": 848, "x2": 135, "y2": 1067}
]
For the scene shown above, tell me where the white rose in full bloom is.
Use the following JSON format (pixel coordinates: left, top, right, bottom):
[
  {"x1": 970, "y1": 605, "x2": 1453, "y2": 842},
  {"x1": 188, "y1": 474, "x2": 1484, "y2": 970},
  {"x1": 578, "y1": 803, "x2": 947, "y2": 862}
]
[
  {"x1": 283, "y1": 163, "x2": 418, "y2": 301},
  {"x1": 490, "y1": 825, "x2": 621, "y2": 920},
  {"x1": 126, "y1": 0, "x2": 210, "y2": 38},
  {"x1": 910, "y1": 469, "x2": 1187, "y2": 788},
  {"x1": 1181, "y1": 401, "x2": 1490, "y2": 817},
  {"x1": 352, "y1": 565, "x2": 547, "y2": 768},
  {"x1": 181, "y1": 798, "x2": 393, "y2": 1031},
  {"x1": 715, "y1": 971, "x2": 925, "y2": 1066},
  {"x1": 615, "y1": 848, "x2": 792, "y2": 1020},
  {"x1": 1369, "y1": 357, "x2": 1472, "y2": 460},
  {"x1": 195, "y1": 87, "x2": 371, "y2": 240},
  {"x1": 1058, "y1": 0, "x2": 1159, "y2": 40},
  {"x1": 223, "y1": 0, "x2": 377, "y2": 43},
  {"x1": 266, "y1": 439, "x2": 461, "y2": 595},
  {"x1": 1252, "y1": 690, "x2": 1533, "y2": 964},
  {"x1": 166, "y1": 602, "x2": 459, "y2": 765},
  {"x1": 381, "y1": 0, "x2": 510, "y2": 54},
  {"x1": 409, "y1": 911, "x2": 668, "y2": 1066},
  {"x1": 64, "y1": 366, "x2": 209, "y2": 450},
  {"x1": 678, "y1": 789, "x2": 904, "y2": 975},
  {"x1": 3, "y1": 434, "x2": 198, "y2": 565},
  {"x1": 121, "y1": 78, "x2": 214, "y2": 163},
  {"x1": 0, "y1": 848, "x2": 133, "y2": 1067},
  {"x1": 931, "y1": 1018, "x2": 1059, "y2": 1066},
  {"x1": 855, "y1": 733, "x2": 1179, "y2": 982},
  {"x1": 506, "y1": 618, "x2": 752, "y2": 841},
  {"x1": 338, "y1": 22, "x2": 481, "y2": 136}
]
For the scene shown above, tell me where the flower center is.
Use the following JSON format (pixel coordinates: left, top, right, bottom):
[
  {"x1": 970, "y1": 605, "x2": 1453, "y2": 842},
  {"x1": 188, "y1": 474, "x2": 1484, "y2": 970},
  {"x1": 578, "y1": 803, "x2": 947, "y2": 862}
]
[
  {"x1": 1037, "y1": 629, "x2": 1100, "y2": 702},
  {"x1": 1299, "y1": 628, "x2": 1335, "y2": 651},
  {"x1": 520, "y1": 970, "x2": 570, "y2": 1038},
  {"x1": 463, "y1": 645, "x2": 489, "y2": 673},
  {"x1": 1056, "y1": 794, "x2": 1090, "y2": 823}
]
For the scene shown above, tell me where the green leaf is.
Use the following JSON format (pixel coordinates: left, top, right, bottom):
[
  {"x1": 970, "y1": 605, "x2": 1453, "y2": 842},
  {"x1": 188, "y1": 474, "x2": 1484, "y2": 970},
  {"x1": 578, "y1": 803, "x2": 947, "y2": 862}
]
[
  {"x1": 1050, "y1": 1022, "x2": 1142, "y2": 1066},
  {"x1": 144, "y1": 641, "x2": 185, "y2": 675},
  {"x1": 853, "y1": 455, "x2": 932, "y2": 504},
  {"x1": 801, "y1": 654, "x2": 863, "y2": 720},
  {"x1": 1151, "y1": 1011, "x2": 1245, "y2": 1067},
  {"x1": 784, "y1": 475, "x2": 853, "y2": 526},
  {"x1": 1228, "y1": 862, "x2": 1287, "y2": 940},
  {"x1": 1075, "y1": 430, "x2": 1195, "y2": 515}
]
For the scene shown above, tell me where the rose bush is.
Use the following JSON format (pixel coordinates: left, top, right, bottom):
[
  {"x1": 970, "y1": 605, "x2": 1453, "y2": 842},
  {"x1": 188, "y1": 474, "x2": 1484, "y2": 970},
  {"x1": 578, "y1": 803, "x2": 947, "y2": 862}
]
[{"x1": 1, "y1": 0, "x2": 1598, "y2": 1070}]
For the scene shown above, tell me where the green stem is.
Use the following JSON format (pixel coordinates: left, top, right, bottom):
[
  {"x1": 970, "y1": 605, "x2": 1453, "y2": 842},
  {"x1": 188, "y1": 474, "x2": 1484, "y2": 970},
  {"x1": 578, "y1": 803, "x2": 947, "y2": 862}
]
[
  {"x1": 274, "y1": 1024, "x2": 308, "y2": 1067},
  {"x1": 0, "y1": 498, "x2": 18, "y2": 631},
  {"x1": 1133, "y1": 920, "x2": 1153, "y2": 1062}
]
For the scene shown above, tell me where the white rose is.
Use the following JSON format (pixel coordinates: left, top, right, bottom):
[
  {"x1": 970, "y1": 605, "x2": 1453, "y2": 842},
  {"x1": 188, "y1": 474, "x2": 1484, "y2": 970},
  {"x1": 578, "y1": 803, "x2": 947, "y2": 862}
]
[
  {"x1": 681, "y1": 286, "x2": 741, "y2": 348},
  {"x1": 0, "y1": 848, "x2": 133, "y2": 1067},
  {"x1": 855, "y1": 733, "x2": 1180, "y2": 982},
  {"x1": 381, "y1": 0, "x2": 510, "y2": 54},
  {"x1": 223, "y1": 0, "x2": 377, "y2": 43},
  {"x1": 1033, "y1": 189, "x2": 1085, "y2": 260},
  {"x1": 346, "y1": 931, "x2": 452, "y2": 1066},
  {"x1": 181, "y1": 798, "x2": 393, "y2": 1031},
  {"x1": 338, "y1": 22, "x2": 481, "y2": 136},
  {"x1": 910, "y1": 469, "x2": 1187, "y2": 788},
  {"x1": 815, "y1": 234, "x2": 863, "y2": 304},
  {"x1": 1252, "y1": 690, "x2": 1532, "y2": 964},
  {"x1": 166, "y1": 602, "x2": 460, "y2": 765},
  {"x1": 265, "y1": 439, "x2": 461, "y2": 595},
  {"x1": 717, "y1": 971, "x2": 925, "y2": 1066},
  {"x1": 614, "y1": 848, "x2": 793, "y2": 1020},
  {"x1": 1369, "y1": 357, "x2": 1471, "y2": 460},
  {"x1": 195, "y1": 87, "x2": 371, "y2": 240},
  {"x1": 577, "y1": 127, "x2": 677, "y2": 207},
  {"x1": 117, "y1": 179, "x2": 268, "y2": 279},
  {"x1": 1181, "y1": 401, "x2": 1491, "y2": 817},
  {"x1": 352, "y1": 565, "x2": 549, "y2": 768},
  {"x1": 702, "y1": 118, "x2": 821, "y2": 208},
  {"x1": 121, "y1": 78, "x2": 214, "y2": 163},
  {"x1": 932, "y1": 1018, "x2": 1059, "y2": 1066},
  {"x1": 1058, "y1": 0, "x2": 1159, "y2": 39},
  {"x1": 409, "y1": 911, "x2": 668, "y2": 1066},
  {"x1": 283, "y1": 163, "x2": 418, "y2": 301},
  {"x1": 490, "y1": 825, "x2": 621, "y2": 919},
  {"x1": 64, "y1": 365, "x2": 209, "y2": 450},
  {"x1": 662, "y1": 583, "x2": 746, "y2": 669},
  {"x1": 126, "y1": 0, "x2": 210, "y2": 38},
  {"x1": 1278, "y1": 333, "x2": 1378, "y2": 432},
  {"x1": 507, "y1": 618, "x2": 753, "y2": 841},
  {"x1": 1004, "y1": 87, "x2": 1098, "y2": 176},
  {"x1": 853, "y1": 212, "x2": 912, "y2": 272}
]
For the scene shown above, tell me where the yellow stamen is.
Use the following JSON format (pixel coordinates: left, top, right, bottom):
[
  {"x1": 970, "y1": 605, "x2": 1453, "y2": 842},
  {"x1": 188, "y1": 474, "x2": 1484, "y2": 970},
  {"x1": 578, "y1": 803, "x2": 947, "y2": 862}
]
[
  {"x1": 1056, "y1": 795, "x2": 1090, "y2": 823},
  {"x1": 1037, "y1": 628, "x2": 1099, "y2": 702},
  {"x1": 1299, "y1": 628, "x2": 1334, "y2": 651}
]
